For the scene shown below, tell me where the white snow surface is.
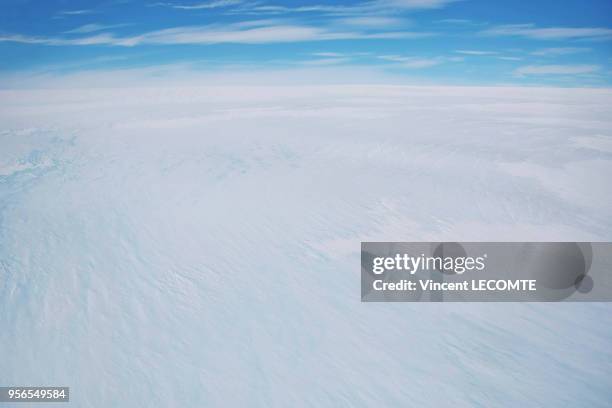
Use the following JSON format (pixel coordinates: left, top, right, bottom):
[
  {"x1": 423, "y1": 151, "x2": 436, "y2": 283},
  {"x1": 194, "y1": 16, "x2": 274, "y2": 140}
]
[{"x1": 1, "y1": 85, "x2": 612, "y2": 407}]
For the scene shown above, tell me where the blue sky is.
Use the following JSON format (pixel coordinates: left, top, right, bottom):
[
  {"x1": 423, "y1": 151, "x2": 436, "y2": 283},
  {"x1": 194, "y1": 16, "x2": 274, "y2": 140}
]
[{"x1": 1, "y1": 0, "x2": 612, "y2": 87}]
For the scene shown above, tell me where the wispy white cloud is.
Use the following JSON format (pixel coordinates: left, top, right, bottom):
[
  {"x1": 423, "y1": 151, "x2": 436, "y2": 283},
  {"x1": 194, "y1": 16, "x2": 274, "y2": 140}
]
[
  {"x1": 530, "y1": 47, "x2": 591, "y2": 56},
  {"x1": 56, "y1": 9, "x2": 96, "y2": 16},
  {"x1": 436, "y1": 18, "x2": 471, "y2": 24},
  {"x1": 300, "y1": 57, "x2": 351, "y2": 66},
  {"x1": 454, "y1": 50, "x2": 523, "y2": 61},
  {"x1": 514, "y1": 64, "x2": 600, "y2": 76},
  {"x1": 126, "y1": 24, "x2": 430, "y2": 45},
  {"x1": 335, "y1": 16, "x2": 406, "y2": 28},
  {"x1": 399, "y1": 58, "x2": 443, "y2": 69},
  {"x1": 0, "y1": 21, "x2": 433, "y2": 47},
  {"x1": 482, "y1": 24, "x2": 612, "y2": 40},
  {"x1": 311, "y1": 52, "x2": 346, "y2": 57},
  {"x1": 151, "y1": 0, "x2": 243, "y2": 10},
  {"x1": 0, "y1": 33, "x2": 119, "y2": 46},
  {"x1": 228, "y1": 0, "x2": 457, "y2": 16},
  {"x1": 378, "y1": 54, "x2": 458, "y2": 69},
  {"x1": 455, "y1": 49, "x2": 498, "y2": 55},
  {"x1": 309, "y1": 51, "x2": 372, "y2": 60},
  {"x1": 376, "y1": 0, "x2": 457, "y2": 8},
  {"x1": 65, "y1": 23, "x2": 129, "y2": 34}
]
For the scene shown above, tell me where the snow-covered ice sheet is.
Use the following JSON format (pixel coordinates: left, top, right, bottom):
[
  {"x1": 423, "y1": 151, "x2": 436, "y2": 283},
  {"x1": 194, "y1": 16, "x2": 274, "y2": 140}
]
[{"x1": 1, "y1": 85, "x2": 612, "y2": 407}]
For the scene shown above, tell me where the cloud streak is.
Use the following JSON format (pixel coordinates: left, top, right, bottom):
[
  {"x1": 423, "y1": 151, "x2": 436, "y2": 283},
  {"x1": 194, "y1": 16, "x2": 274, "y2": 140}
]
[
  {"x1": 152, "y1": 0, "x2": 244, "y2": 10},
  {"x1": 530, "y1": 47, "x2": 591, "y2": 56},
  {"x1": 300, "y1": 57, "x2": 352, "y2": 66},
  {"x1": 0, "y1": 33, "x2": 119, "y2": 46},
  {"x1": 65, "y1": 24, "x2": 130, "y2": 34},
  {"x1": 378, "y1": 54, "x2": 460, "y2": 69},
  {"x1": 0, "y1": 21, "x2": 433, "y2": 47},
  {"x1": 335, "y1": 16, "x2": 406, "y2": 27},
  {"x1": 227, "y1": 0, "x2": 457, "y2": 16},
  {"x1": 514, "y1": 64, "x2": 600, "y2": 76},
  {"x1": 455, "y1": 50, "x2": 498, "y2": 55},
  {"x1": 56, "y1": 9, "x2": 96, "y2": 17},
  {"x1": 482, "y1": 24, "x2": 612, "y2": 40}
]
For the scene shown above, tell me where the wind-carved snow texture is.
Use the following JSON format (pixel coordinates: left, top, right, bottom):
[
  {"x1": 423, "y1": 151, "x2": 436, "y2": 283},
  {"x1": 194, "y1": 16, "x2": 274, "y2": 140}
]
[{"x1": 1, "y1": 86, "x2": 611, "y2": 407}]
